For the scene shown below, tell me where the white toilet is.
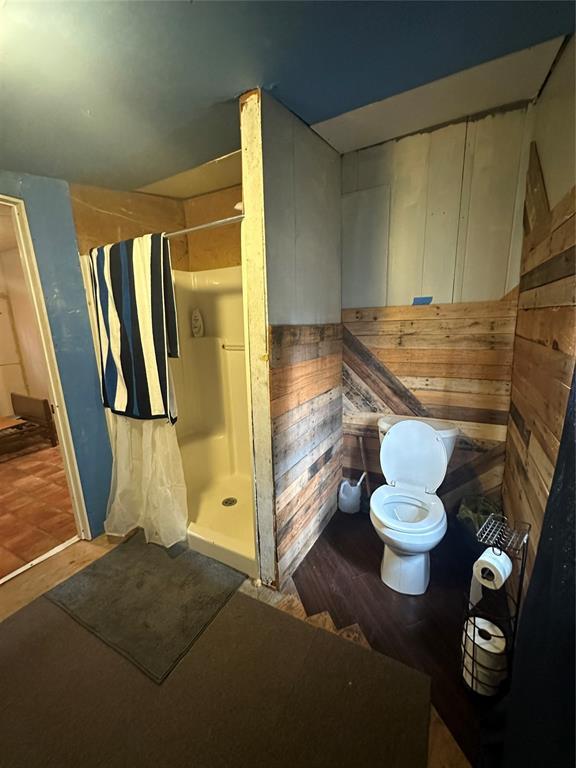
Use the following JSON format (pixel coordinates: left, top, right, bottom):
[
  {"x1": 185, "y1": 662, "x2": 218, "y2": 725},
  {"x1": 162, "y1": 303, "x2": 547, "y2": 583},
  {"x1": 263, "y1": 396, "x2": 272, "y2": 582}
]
[{"x1": 370, "y1": 416, "x2": 459, "y2": 596}]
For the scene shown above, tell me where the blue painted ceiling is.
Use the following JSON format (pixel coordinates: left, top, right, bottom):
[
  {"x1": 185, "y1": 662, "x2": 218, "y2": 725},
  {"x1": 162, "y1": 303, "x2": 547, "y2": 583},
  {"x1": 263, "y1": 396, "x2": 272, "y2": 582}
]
[{"x1": 0, "y1": 1, "x2": 573, "y2": 189}]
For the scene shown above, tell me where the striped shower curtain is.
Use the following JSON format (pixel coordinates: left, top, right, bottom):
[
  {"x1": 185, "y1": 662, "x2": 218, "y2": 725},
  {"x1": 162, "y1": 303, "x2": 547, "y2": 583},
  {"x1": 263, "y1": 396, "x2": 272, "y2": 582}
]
[{"x1": 85, "y1": 234, "x2": 187, "y2": 547}]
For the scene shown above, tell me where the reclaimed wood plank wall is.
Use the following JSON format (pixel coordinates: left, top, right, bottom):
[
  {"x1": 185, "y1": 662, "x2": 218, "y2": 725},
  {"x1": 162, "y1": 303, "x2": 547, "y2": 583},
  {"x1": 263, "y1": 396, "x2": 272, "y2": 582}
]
[
  {"x1": 70, "y1": 183, "x2": 242, "y2": 273},
  {"x1": 342, "y1": 298, "x2": 517, "y2": 512},
  {"x1": 69, "y1": 184, "x2": 188, "y2": 269},
  {"x1": 502, "y1": 143, "x2": 575, "y2": 579},
  {"x1": 269, "y1": 324, "x2": 343, "y2": 585}
]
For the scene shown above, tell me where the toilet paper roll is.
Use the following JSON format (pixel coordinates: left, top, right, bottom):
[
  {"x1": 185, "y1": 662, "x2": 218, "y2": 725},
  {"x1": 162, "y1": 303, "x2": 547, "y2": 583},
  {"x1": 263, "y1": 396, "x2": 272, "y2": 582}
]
[
  {"x1": 462, "y1": 617, "x2": 507, "y2": 668},
  {"x1": 462, "y1": 665, "x2": 504, "y2": 697},
  {"x1": 462, "y1": 617, "x2": 507, "y2": 696},
  {"x1": 472, "y1": 547, "x2": 512, "y2": 591}
]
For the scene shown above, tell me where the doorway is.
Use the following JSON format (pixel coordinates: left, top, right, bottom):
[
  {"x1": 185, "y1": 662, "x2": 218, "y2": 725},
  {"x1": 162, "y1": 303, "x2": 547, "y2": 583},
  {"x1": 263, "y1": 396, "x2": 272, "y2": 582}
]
[{"x1": 0, "y1": 198, "x2": 88, "y2": 582}]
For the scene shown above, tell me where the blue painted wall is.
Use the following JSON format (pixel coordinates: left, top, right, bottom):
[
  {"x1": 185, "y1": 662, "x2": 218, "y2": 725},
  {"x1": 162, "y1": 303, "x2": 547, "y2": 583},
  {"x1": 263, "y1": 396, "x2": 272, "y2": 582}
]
[{"x1": 0, "y1": 171, "x2": 112, "y2": 536}]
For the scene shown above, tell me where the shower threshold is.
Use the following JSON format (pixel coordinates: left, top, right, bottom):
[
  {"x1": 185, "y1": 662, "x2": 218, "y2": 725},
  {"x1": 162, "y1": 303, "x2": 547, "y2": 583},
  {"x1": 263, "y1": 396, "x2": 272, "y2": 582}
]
[{"x1": 186, "y1": 473, "x2": 257, "y2": 578}]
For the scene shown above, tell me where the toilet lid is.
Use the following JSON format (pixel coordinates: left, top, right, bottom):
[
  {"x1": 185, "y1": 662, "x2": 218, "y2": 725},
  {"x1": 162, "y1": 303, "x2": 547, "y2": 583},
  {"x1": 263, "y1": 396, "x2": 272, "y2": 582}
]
[{"x1": 380, "y1": 420, "x2": 447, "y2": 492}]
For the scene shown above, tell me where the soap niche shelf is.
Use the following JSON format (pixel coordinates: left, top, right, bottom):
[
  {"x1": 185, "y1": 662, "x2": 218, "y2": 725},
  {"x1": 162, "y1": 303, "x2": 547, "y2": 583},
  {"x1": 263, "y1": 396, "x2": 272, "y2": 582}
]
[{"x1": 460, "y1": 513, "x2": 531, "y2": 697}]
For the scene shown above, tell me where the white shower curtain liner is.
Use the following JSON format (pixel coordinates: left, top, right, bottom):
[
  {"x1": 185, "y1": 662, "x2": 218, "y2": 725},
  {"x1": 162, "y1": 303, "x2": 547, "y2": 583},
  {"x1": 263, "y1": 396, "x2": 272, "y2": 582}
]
[{"x1": 105, "y1": 415, "x2": 188, "y2": 548}]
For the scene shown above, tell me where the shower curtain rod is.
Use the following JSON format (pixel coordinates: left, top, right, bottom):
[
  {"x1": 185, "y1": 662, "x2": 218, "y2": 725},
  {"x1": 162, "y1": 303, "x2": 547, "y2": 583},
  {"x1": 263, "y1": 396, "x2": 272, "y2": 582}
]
[{"x1": 164, "y1": 214, "x2": 244, "y2": 239}]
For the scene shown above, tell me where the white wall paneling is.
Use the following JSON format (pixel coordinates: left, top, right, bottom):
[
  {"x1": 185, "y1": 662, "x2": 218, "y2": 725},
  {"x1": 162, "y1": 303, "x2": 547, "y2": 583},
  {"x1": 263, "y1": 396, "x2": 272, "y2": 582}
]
[
  {"x1": 422, "y1": 123, "x2": 467, "y2": 303},
  {"x1": 386, "y1": 132, "x2": 430, "y2": 306},
  {"x1": 342, "y1": 185, "x2": 390, "y2": 309},
  {"x1": 505, "y1": 106, "x2": 534, "y2": 295},
  {"x1": 262, "y1": 93, "x2": 341, "y2": 324},
  {"x1": 342, "y1": 107, "x2": 530, "y2": 306},
  {"x1": 294, "y1": 117, "x2": 341, "y2": 323},
  {"x1": 455, "y1": 110, "x2": 526, "y2": 301},
  {"x1": 261, "y1": 94, "x2": 296, "y2": 324},
  {"x1": 532, "y1": 36, "x2": 576, "y2": 208}
]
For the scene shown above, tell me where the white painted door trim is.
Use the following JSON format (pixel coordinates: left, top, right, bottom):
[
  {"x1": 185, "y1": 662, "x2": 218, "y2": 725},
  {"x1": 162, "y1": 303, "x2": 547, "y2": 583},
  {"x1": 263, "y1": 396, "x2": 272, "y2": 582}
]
[
  {"x1": 0, "y1": 194, "x2": 91, "y2": 540},
  {"x1": 0, "y1": 535, "x2": 80, "y2": 585}
]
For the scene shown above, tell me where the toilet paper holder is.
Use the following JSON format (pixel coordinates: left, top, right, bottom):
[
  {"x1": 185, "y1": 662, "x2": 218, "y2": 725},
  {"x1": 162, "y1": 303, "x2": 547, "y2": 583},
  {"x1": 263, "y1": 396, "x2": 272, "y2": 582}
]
[{"x1": 460, "y1": 513, "x2": 531, "y2": 697}]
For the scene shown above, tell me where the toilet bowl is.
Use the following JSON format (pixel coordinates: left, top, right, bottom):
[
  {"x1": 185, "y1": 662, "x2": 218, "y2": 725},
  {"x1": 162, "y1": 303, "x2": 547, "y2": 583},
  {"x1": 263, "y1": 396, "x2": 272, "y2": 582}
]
[{"x1": 370, "y1": 419, "x2": 451, "y2": 595}]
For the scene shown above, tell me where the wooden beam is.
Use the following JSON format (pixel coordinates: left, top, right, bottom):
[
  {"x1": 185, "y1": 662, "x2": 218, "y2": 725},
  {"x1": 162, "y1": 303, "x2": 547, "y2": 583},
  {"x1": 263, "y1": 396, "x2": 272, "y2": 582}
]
[{"x1": 239, "y1": 89, "x2": 277, "y2": 586}]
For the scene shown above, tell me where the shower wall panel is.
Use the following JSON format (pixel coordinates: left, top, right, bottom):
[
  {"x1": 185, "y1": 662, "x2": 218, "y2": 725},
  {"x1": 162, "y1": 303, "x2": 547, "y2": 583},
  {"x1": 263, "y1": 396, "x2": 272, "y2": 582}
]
[{"x1": 171, "y1": 266, "x2": 256, "y2": 576}]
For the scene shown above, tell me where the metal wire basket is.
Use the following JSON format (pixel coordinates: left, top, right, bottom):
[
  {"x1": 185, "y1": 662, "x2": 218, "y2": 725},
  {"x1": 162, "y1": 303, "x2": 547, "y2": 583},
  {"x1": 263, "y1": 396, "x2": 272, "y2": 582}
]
[
  {"x1": 477, "y1": 514, "x2": 530, "y2": 556},
  {"x1": 460, "y1": 514, "x2": 530, "y2": 697}
]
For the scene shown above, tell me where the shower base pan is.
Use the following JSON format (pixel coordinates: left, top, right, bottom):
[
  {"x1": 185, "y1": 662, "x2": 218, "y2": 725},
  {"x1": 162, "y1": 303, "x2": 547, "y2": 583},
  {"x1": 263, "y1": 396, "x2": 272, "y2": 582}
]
[{"x1": 186, "y1": 473, "x2": 258, "y2": 578}]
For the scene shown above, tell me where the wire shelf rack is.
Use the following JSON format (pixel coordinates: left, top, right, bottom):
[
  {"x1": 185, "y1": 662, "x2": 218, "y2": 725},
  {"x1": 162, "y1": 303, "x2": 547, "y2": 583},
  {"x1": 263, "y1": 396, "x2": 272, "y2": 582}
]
[
  {"x1": 477, "y1": 514, "x2": 530, "y2": 556},
  {"x1": 460, "y1": 513, "x2": 531, "y2": 698}
]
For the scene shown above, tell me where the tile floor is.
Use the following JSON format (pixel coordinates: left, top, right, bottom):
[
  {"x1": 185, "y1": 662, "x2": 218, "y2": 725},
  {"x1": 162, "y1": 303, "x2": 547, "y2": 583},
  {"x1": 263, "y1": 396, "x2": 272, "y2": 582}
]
[{"x1": 0, "y1": 447, "x2": 77, "y2": 578}]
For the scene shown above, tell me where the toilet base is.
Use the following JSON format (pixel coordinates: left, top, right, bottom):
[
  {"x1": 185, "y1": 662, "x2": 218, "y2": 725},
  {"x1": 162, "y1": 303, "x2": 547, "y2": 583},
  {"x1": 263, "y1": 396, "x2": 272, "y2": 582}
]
[{"x1": 380, "y1": 546, "x2": 430, "y2": 595}]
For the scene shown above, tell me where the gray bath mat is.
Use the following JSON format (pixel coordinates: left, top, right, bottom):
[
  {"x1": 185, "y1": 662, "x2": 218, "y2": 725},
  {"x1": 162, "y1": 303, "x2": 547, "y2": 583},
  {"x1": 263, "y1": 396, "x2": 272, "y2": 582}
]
[{"x1": 46, "y1": 532, "x2": 245, "y2": 682}]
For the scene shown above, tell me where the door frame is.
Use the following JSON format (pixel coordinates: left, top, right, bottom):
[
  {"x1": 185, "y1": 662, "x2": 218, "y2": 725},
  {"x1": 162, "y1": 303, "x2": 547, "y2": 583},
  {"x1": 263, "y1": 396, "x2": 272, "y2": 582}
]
[{"x1": 0, "y1": 194, "x2": 91, "y2": 540}]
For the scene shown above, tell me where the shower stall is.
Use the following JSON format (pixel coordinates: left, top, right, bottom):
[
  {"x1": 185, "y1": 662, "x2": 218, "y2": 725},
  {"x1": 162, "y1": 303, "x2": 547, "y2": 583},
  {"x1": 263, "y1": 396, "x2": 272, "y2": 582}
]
[
  {"x1": 170, "y1": 265, "x2": 257, "y2": 576},
  {"x1": 76, "y1": 159, "x2": 261, "y2": 579}
]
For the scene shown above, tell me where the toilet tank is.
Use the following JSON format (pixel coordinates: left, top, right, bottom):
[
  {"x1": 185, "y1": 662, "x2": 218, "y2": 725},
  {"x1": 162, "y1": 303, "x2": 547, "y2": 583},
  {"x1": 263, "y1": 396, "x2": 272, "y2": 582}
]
[{"x1": 378, "y1": 415, "x2": 459, "y2": 462}]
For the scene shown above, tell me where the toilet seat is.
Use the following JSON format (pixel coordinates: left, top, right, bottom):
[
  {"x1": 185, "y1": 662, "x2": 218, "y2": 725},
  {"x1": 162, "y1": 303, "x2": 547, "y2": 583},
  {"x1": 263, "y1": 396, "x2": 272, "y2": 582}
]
[{"x1": 371, "y1": 486, "x2": 445, "y2": 534}]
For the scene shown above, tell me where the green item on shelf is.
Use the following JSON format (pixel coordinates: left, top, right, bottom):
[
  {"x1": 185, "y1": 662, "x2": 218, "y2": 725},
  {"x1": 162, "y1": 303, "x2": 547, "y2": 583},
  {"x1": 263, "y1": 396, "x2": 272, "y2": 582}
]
[{"x1": 457, "y1": 495, "x2": 502, "y2": 537}]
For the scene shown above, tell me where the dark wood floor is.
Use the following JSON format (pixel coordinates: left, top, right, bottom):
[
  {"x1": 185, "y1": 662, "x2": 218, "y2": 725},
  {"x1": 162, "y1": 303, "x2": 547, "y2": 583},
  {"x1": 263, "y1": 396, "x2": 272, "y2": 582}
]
[{"x1": 294, "y1": 510, "x2": 495, "y2": 764}]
